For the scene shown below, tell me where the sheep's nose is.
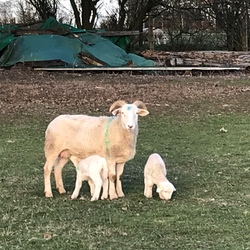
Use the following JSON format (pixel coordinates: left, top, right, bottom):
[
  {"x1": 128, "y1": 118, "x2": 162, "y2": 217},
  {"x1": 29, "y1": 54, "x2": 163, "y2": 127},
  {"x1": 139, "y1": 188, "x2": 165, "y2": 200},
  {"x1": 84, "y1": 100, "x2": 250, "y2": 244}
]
[{"x1": 128, "y1": 125, "x2": 134, "y2": 129}]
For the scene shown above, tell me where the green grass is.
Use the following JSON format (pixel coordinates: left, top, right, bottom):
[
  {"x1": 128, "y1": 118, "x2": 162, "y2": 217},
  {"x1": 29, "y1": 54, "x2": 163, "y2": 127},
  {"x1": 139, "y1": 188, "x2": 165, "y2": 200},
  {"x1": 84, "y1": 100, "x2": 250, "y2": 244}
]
[{"x1": 1, "y1": 104, "x2": 250, "y2": 249}]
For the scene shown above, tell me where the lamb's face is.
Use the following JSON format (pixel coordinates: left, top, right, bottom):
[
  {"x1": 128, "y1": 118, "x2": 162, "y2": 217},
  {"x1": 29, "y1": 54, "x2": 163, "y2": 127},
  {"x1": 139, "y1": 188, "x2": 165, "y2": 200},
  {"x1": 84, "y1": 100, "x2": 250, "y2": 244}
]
[{"x1": 157, "y1": 181, "x2": 176, "y2": 200}]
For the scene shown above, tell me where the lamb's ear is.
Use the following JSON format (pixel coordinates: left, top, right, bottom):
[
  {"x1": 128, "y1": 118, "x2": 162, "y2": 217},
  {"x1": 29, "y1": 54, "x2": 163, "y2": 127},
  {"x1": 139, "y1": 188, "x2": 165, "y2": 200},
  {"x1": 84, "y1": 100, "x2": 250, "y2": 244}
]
[{"x1": 156, "y1": 186, "x2": 162, "y2": 193}]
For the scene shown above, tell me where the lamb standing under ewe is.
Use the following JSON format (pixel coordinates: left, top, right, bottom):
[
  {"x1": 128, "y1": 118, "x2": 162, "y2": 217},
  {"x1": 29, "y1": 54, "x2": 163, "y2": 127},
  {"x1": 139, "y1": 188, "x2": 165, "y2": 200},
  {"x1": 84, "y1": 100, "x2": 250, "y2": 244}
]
[
  {"x1": 70, "y1": 155, "x2": 108, "y2": 201},
  {"x1": 43, "y1": 100, "x2": 149, "y2": 200},
  {"x1": 144, "y1": 153, "x2": 176, "y2": 200}
]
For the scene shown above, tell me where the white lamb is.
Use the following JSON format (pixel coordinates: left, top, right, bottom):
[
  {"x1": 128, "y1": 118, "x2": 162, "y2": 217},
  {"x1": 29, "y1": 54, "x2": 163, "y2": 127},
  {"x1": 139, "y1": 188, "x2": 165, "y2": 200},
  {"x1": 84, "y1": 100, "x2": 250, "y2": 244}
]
[
  {"x1": 144, "y1": 153, "x2": 176, "y2": 200},
  {"x1": 70, "y1": 155, "x2": 108, "y2": 201},
  {"x1": 43, "y1": 100, "x2": 149, "y2": 200}
]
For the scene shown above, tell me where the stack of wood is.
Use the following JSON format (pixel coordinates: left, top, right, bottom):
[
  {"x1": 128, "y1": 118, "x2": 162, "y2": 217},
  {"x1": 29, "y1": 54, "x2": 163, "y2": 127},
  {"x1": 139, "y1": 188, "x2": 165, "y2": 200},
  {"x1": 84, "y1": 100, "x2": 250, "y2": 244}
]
[{"x1": 141, "y1": 50, "x2": 250, "y2": 69}]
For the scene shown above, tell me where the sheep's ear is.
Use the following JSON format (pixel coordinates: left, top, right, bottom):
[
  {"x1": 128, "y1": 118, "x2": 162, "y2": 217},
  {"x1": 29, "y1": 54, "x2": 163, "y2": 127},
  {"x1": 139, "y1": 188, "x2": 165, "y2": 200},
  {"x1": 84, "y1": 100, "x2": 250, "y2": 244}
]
[
  {"x1": 109, "y1": 100, "x2": 126, "y2": 113},
  {"x1": 156, "y1": 186, "x2": 162, "y2": 193},
  {"x1": 138, "y1": 109, "x2": 149, "y2": 116},
  {"x1": 134, "y1": 101, "x2": 149, "y2": 116},
  {"x1": 112, "y1": 108, "x2": 121, "y2": 116},
  {"x1": 133, "y1": 100, "x2": 147, "y2": 110}
]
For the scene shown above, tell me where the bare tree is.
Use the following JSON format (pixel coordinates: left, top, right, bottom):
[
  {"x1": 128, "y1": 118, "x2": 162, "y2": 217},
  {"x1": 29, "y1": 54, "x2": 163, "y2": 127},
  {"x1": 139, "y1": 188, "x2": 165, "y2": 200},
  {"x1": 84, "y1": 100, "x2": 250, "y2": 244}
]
[
  {"x1": 100, "y1": 12, "x2": 119, "y2": 31},
  {"x1": 27, "y1": 0, "x2": 58, "y2": 20},
  {"x1": 117, "y1": 0, "x2": 128, "y2": 30},
  {"x1": 0, "y1": 1, "x2": 16, "y2": 24},
  {"x1": 100, "y1": 0, "x2": 165, "y2": 31},
  {"x1": 16, "y1": 0, "x2": 38, "y2": 23},
  {"x1": 126, "y1": 0, "x2": 165, "y2": 31},
  {"x1": 203, "y1": 0, "x2": 249, "y2": 50},
  {"x1": 69, "y1": 0, "x2": 101, "y2": 29}
]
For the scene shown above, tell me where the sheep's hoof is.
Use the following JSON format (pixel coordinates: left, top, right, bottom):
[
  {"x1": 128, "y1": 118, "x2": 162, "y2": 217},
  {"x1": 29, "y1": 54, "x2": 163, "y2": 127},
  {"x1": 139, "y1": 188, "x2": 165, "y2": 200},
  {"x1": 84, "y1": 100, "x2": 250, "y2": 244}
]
[
  {"x1": 91, "y1": 197, "x2": 98, "y2": 202},
  {"x1": 101, "y1": 195, "x2": 108, "y2": 200},
  {"x1": 109, "y1": 193, "x2": 118, "y2": 200},
  {"x1": 71, "y1": 195, "x2": 77, "y2": 200},
  {"x1": 117, "y1": 191, "x2": 125, "y2": 198},
  {"x1": 58, "y1": 187, "x2": 66, "y2": 194},
  {"x1": 45, "y1": 192, "x2": 53, "y2": 198}
]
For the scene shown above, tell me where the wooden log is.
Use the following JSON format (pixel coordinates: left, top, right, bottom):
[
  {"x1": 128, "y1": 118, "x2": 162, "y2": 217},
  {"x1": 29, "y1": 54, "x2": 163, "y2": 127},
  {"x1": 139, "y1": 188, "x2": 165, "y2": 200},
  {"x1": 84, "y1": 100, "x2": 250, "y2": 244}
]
[
  {"x1": 78, "y1": 52, "x2": 106, "y2": 66},
  {"x1": 141, "y1": 50, "x2": 250, "y2": 69}
]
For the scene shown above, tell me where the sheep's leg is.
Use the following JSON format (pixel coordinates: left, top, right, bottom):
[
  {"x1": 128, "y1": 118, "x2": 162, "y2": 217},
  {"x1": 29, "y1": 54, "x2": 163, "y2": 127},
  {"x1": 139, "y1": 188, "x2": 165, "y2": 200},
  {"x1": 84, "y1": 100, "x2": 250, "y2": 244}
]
[
  {"x1": 44, "y1": 161, "x2": 54, "y2": 198},
  {"x1": 116, "y1": 163, "x2": 125, "y2": 197},
  {"x1": 70, "y1": 156, "x2": 80, "y2": 166},
  {"x1": 44, "y1": 151, "x2": 59, "y2": 198},
  {"x1": 108, "y1": 162, "x2": 118, "y2": 200},
  {"x1": 90, "y1": 176, "x2": 102, "y2": 201},
  {"x1": 54, "y1": 157, "x2": 69, "y2": 194},
  {"x1": 71, "y1": 174, "x2": 83, "y2": 199}
]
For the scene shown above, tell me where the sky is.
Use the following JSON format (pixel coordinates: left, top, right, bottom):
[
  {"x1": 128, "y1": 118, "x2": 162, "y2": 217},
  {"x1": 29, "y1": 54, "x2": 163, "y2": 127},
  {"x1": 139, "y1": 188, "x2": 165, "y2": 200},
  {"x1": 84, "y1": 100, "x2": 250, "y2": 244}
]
[
  {"x1": 0, "y1": 0, "x2": 118, "y2": 25},
  {"x1": 60, "y1": 0, "x2": 117, "y2": 18},
  {"x1": 59, "y1": 0, "x2": 118, "y2": 26}
]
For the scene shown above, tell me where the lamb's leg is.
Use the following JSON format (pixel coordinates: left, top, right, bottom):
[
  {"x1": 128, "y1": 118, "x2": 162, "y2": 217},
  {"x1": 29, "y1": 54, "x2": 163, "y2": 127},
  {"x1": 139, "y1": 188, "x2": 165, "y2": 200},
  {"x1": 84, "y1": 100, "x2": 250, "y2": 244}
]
[
  {"x1": 88, "y1": 179, "x2": 95, "y2": 196},
  {"x1": 144, "y1": 178, "x2": 153, "y2": 198},
  {"x1": 71, "y1": 173, "x2": 83, "y2": 200},
  {"x1": 108, "y1": 161, "x2": 118, "y2": 200},
  {"x1": 101, "y1": 169, "x2": 109, "y2": 200},
  {"x1": 90, "y1": 176, "x2": 102, "y2": 201},
  {"x1": 54, "y1": 157, "x2": 69, "y2": 194},
  {"x1": 116, "y1": 163, "x2": 125, "y2": 197},
  {"x1": 144, "y1": 177, "x2": 148, "y2": 196}
]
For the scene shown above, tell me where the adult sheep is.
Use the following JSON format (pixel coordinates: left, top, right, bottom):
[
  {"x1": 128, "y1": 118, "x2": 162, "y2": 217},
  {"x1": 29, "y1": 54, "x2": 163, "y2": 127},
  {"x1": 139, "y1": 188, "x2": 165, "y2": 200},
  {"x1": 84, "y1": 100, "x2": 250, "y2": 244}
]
[{"x1": 43, "y1": 100, "x2": 149, "y2": 200}]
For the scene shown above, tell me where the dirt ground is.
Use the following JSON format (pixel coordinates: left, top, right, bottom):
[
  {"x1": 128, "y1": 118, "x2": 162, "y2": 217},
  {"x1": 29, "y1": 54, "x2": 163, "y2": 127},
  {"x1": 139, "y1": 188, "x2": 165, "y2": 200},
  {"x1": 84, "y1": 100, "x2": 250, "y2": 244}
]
[{"x1": 0, "y1": 68, "x2": 249, "y2": 116}]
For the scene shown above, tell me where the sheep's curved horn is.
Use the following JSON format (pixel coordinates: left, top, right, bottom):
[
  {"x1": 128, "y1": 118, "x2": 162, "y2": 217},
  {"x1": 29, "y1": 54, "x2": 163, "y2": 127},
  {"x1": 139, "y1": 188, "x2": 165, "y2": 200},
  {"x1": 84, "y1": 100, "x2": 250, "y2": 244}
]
[
  {"x1": 109, "y1": 100, "x2": 127, "y2": 112},
  {"x1": 133, "y1": 100, "x2": 147, "y2": 110}
]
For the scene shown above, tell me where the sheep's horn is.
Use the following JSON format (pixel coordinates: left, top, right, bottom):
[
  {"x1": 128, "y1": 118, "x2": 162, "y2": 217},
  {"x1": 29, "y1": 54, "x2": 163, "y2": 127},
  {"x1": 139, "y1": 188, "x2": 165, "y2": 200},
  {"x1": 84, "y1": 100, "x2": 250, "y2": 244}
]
[
  {"x1": 133, "y1": 100, "x2": 147, "y2": 110},
  {"x1": 109, "y1": 100, "x2": 127, "y2": 112}
]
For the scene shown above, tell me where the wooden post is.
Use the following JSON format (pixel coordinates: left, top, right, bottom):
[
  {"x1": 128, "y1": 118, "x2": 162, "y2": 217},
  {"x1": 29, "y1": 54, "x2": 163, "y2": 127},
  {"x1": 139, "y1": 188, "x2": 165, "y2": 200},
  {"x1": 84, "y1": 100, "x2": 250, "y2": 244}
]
[
  {"x1": 148, "y1": 15, "x2": 154, "y2": 51},
  {"x1": 246, "y1": 0, "x2": 249, "y2": 51},
  {"x1": 243, "y1": 0, "x2": 249, "y2": 51}
]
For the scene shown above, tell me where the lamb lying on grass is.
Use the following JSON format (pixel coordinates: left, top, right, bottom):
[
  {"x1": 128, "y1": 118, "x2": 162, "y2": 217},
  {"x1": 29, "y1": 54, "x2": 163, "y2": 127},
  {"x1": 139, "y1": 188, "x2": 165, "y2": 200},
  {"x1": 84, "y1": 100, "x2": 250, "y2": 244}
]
[
  {"x1": 71, "y1": 155, "x2": 109, "y2": 201},
  {"x1": 144, "y1": 153, "x2": 176, "y2": 200}
]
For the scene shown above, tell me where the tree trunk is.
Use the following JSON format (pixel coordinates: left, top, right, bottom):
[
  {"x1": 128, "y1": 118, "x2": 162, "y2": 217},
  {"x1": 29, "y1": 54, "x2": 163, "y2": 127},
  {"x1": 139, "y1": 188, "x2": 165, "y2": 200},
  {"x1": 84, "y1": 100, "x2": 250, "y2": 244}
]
[{"x1": 70, "y1": 0, "x2": 81, "y2": 29}]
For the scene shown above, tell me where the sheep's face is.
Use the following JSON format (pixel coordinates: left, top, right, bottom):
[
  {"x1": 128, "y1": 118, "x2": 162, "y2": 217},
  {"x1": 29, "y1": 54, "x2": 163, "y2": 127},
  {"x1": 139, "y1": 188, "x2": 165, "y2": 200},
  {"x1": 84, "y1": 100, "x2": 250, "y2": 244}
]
[
  {"x1": 112, "y1": 104, "x2": 148, "y2": 131},
  {"x1": 156, "y1": 181, "x2": 176, "y2": 200}
]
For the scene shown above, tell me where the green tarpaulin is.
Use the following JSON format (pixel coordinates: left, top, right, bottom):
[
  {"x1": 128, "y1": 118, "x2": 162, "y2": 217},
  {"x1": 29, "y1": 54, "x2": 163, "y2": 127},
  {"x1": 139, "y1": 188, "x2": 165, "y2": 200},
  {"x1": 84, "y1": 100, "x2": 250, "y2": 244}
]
[
  {"x1": 0, "y1": 33, "x2": 15, "y2": 52},
  {"x1": 0, "y1": 18, "x2": 155, "y2": 68}
]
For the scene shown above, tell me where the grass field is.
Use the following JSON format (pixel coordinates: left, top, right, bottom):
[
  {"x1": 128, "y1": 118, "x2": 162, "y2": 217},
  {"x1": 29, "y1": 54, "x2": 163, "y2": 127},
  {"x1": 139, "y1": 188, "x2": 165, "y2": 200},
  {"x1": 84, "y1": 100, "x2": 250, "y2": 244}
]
[{"x1": 1, "y1": 72, "x2": 250, "y2": 249}]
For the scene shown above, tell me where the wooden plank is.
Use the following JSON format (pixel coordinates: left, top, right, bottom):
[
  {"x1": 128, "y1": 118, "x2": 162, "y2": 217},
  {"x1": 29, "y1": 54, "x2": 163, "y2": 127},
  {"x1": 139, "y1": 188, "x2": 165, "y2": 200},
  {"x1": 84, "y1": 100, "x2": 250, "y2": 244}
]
[
  {"x1": 12, "y1": 29, "x2": 68, "y2": 36},
  {"x1": 99, "y1": 31, "x2": 140, "y2": 36},
  {"x1": 33, "y1": 66, "x2": 242, "y2": 71}
]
